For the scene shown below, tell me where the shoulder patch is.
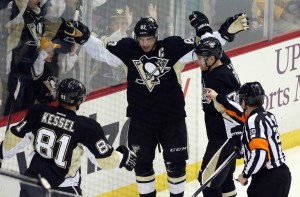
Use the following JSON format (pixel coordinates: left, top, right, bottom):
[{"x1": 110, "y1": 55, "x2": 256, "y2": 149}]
[
  {"x1": 184, "y1": 37, "x2": 194, "y2": 44},
  {"x1": 249, "y1": 128, "x2": 256, "y2": 136}
]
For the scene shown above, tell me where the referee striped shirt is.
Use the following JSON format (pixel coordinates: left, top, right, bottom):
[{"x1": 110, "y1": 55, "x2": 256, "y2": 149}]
[
  {"x1": 215, "y1": 95, "x2": 286, "y2": 178},
  {"x1": 242, "y1": 106, "x2": 286, "y2": 178}
]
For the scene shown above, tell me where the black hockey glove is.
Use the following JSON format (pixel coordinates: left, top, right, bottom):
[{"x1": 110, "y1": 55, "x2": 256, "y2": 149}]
[
  {"x1": 116, "y1": 145, "x2": 137, "y2": 171},
  {"x1": 189, "y1": 11, "x2": 212, "y2": 37},
  {"x1": 71, "y1": 20, "x2": 91, "y2": 45},
  {"x1": 218, "y1": 13, "x2": 249, "y2": 42},
  {"x1": 56, "y1": 19, "x2": 78, "y2": 43},
  {"x1": 231, "y1": 125, "x2": 243, "y2": 159}
]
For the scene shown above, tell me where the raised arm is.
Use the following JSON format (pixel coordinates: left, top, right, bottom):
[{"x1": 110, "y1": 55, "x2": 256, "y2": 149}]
[
  {"x1": 178, "y1": 12, "x2": 249, "y2": 64},
  {"x1": 205, "y1": 88, "x2": 246, "y2": 124},
  {"x1": 81, "y1": 35, "x2": 123, "y2": 67},
  {"x1": 69, "y1": 21, "x2": 124, "y2": 67}
]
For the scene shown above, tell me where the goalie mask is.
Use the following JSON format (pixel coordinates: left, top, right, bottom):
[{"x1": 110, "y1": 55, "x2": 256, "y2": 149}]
[
  {"x1": 57, "y1": 78, "x2": 86, "y2": 106},
  {"x1": 236, "y1": 82, "x2": 265, "y2": 106},
  {"x1": 134, "y1": 17, "x2": 158, "y2": 40}
]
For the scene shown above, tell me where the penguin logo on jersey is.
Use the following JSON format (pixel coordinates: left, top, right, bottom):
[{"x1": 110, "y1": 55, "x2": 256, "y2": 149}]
[
  {"x1": 26, "y1": 21, "x2": 43, "y2": 46},
  {"x1": 133, "y1": 55, "x2": 170, "y2": 92},
  {"x1": 201, "y1": 80, "x2": 211, "y2": 104}
]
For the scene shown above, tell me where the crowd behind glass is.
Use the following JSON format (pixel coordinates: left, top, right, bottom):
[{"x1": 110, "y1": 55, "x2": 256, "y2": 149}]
[{"x1": 0, "y1": 0, "x2": 299, "y2": 116}]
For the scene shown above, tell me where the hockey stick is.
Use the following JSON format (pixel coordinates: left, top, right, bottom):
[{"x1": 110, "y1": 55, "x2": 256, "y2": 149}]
[
  {"x1": 191, "y1": 151, "x2": 237, "y2": 197},
  {"x1": 74, "y1": 0, "x2": 82, "y2": 21},
  {"x1": 0, "y1": 168, "x2": 51, "y2": 196},
  {"x1": 6, "y1": 76, "x2": 21, "y2": 132},
  {"x1": 1, "y1": 77, "x2": 20, "y2": 168}
]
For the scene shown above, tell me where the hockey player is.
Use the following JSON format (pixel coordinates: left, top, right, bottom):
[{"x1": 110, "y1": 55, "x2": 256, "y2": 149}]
[
  {"x1": 4, "y1": 0, "x2": 46, "y2": 115},
  {"x1": 0, "y1": 78, "x2": 137, "y2": 197},
  {"x1": 205, "y1": 82, "x2": 292, "y2": 197},
  {"x1": 70, "y1": 11, "x2": 249, "y2": 197},
  {"x1": 194, "y1": 37, "x2": 241, "y2": 197}
]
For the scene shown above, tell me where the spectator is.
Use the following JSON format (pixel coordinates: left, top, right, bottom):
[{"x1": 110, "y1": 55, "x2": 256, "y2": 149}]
[
  {"x1": 209, "y1": 0, "x2": 260, "y2": 49},
  {"x1": 43, "y1": 0, "x2": 82, "y2": 81},
  {"x1": 252, "y1": 0, "x2": 300, "y2": 35},
  {"x1": 287, "y1": 0, "x2": 300, "y2": 20},
  {"x1": 90, "y1": 0, "x2": 132, "y2": 89},
  {"x1": 0, "y1": 1, "x2": 11, "y2": 115},
  {"x1": 61, "y1": 0, "x2": 76, "y2": 21},
  {"x1": 31, "y1": 37, "x2": 60, "y2": 104}
]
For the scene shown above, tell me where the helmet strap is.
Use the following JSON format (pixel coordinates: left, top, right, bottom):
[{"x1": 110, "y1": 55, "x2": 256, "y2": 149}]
[
  {"x1": 203, "y1": 56, "x2": 213, "y2": 71},
  {"x1": 205, "y1": 56, "x2": 219, "y2": 72}
]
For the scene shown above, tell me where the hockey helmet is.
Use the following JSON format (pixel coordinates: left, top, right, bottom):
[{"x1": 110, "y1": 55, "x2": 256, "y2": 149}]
[
  {"x1": 134, "y1": 17, "x2": 158, "y2": 39},
  {"x1": 237, "y1": 82, "x2": 265, "y2": 106},
  {"x1": 57, "y1": 78, "x2": 86, "y2": 106},
  {"x1": 195, "y1": 37, "x2": 223, "y2": 60}
]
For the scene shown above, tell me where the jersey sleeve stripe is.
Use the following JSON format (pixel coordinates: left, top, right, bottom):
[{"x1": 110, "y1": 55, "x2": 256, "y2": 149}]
[
  {"x1": 249, "y1": 138, "x2": 271, "y2": 160},
  {"x1": 225, "y1": 109, "x2": 247, "y2": 123}
]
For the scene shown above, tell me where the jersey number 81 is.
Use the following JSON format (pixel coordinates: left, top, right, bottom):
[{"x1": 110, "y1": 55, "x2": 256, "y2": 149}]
[{"x1": 35, "y1": 128, "x2": 71, "y2": 168}]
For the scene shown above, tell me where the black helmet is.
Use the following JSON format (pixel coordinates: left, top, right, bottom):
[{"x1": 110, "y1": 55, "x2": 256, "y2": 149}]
[
  {"x1": 57, "y1": 78, "x2": 86, "y2": 106},
  {"x1": 237, "y1": 82, "x2": 265, "y2": 106},
  {"x1": 134, "y1": 17, "x2": 158, "y2": 39},
  {"x1": 195, "y1": 37, "x2": 223, "y2": 59}
]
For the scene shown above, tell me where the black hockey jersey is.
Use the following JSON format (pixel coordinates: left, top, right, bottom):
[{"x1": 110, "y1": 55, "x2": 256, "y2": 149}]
[
  {"x1": 3, "y1": 104, "x2": 114, "y2": 188},
  {"x1": 201, "y1": 55, "x2": 241, "y2": 140},
  {"x1": 9, "y1": 2, "x2": 45, "y2": 74},
  {"x1": 106, "y1": 36, "x2": 195, "y2": 123}
]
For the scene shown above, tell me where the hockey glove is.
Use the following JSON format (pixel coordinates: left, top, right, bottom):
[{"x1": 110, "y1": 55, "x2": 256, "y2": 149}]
[
  {"x1": 189, "y1": 11, "x2": 212, "y2": 37},
  {"x1": 56, "y1": 19, "x2": 79, "y2": 44},
  {"x1": 231, "y1": 125, "x2": 243, "y2": 159},
  {"x1": 71, "y1": 21, "x2": 91, "y2": 45},
  {"x1": 116, "y1": 145, "x2": 137, "y2": 171},
  {"x1": 218, "y1": 13, "x2": 249, "y2": 42}
]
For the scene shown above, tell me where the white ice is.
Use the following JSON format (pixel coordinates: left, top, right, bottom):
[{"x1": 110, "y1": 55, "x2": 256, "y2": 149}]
[{"x1": 158, "y1": 146, "x2": 300, "y2": 197}]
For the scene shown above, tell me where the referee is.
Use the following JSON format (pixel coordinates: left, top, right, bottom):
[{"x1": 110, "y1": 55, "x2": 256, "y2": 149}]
[{"x1": 205, "y1": 81, "x2": 292, "y2": 197}]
